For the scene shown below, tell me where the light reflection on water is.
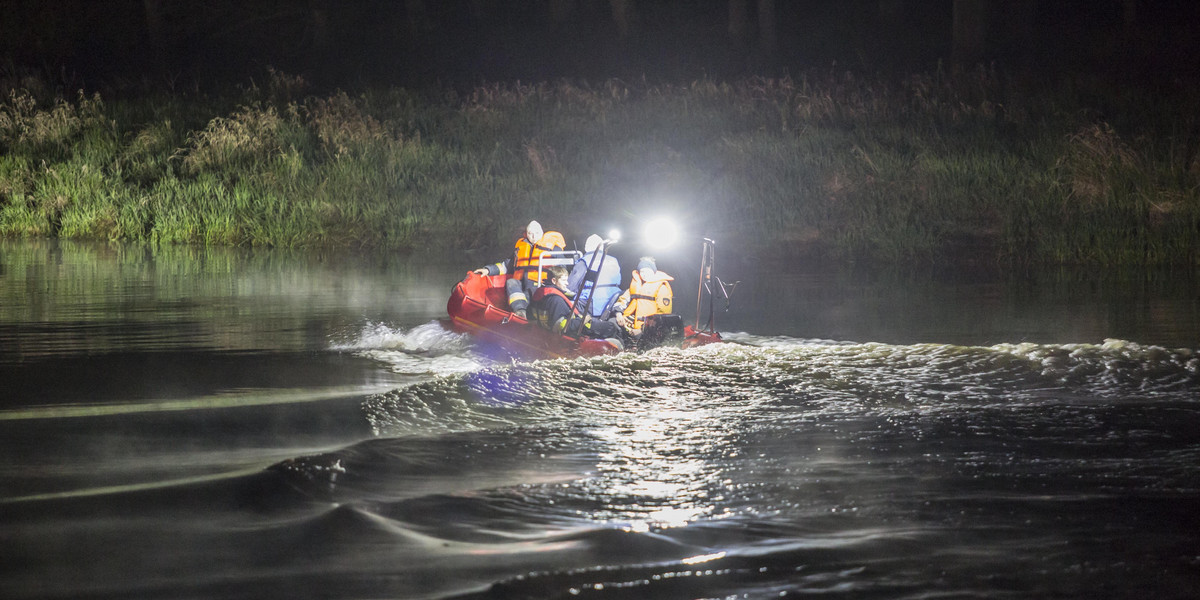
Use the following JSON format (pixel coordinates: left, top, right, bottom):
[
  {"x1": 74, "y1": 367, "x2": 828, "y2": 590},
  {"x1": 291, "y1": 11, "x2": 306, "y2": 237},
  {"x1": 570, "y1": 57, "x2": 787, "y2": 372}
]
[{"x1": 593, "y1": 398, "x2": 725, "y2": 530}]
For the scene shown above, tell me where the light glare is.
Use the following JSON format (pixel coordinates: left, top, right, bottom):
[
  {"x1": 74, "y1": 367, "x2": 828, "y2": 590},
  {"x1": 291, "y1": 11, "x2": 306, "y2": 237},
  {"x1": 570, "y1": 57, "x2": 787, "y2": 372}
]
[{"x1": 643, "y1": 217, "x2": 679, "y2": 249}]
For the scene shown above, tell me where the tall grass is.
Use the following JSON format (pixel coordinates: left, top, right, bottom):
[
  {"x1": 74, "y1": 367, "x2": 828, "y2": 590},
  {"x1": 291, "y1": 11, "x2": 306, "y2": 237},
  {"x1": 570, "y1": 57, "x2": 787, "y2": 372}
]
[{"x1": 0, "y1": 69, "x2": 1197, "y2": 265}]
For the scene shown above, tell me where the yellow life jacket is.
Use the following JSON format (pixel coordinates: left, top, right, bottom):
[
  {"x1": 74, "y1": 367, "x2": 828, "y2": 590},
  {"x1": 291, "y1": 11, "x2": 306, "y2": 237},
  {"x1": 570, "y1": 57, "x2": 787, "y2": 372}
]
[{"x1": 619, "y1": 270, "x2": 673, "y2": 331}]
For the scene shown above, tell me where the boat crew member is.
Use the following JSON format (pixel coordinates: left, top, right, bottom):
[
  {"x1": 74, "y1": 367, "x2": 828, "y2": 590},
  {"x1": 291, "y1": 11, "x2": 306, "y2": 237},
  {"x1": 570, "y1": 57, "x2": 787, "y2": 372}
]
[
  {"x1": 613, "y1": 256, "x2": 674, "y2": 335},
  {"x1": 530, "y1": 267, "x2": 622, "y2": 340},
  {"x1": 473, "y1": 220, "x2": 565, "y2": 318},
  {"x1": 567, "y1": 234, "x2": 622, "y2": 319}
]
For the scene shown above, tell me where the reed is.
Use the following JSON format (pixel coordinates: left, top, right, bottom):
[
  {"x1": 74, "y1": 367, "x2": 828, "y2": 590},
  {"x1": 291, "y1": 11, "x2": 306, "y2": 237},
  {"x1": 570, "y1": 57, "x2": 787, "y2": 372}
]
[{"x1": 0, "y1": 68, "x2": 1196, "y2": 265}]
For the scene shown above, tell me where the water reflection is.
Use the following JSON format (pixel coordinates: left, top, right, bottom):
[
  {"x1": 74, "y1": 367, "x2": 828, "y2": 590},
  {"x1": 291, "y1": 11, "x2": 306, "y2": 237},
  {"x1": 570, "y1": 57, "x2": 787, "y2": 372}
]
[
  {"x1": 0, "y1": 238, "x2": 466, "y2": 361},
  {"x1": 714, "y1": 260, "x2": 1199, "y2": 347},
  {"x1": 0, "y1": 239, "x2": 475, "y2": 503},
  {"x1": 593, "y1": 399, "x2": 723, "y2": 530}
]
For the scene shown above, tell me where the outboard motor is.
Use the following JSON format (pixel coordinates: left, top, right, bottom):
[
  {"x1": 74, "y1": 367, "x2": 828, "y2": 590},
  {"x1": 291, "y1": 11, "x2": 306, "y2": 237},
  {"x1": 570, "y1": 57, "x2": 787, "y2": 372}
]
[{"x1": 637, "y1": 314, "x2": 685, "y2": 351}]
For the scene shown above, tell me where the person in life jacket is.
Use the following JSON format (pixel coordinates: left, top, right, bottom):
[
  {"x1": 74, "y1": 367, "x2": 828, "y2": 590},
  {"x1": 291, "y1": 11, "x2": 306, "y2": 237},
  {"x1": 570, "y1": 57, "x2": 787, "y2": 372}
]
[
  {"x1": 529, "y1": 267, "x2": 622, "y2": 341},
  {"x1": 567, "y1": 234, "x2": 622, "y2": 319},
  {"x1": 614, "y1": 256, "x2": 674, "y2": 334},
  {"x1": 473, "y1": 220, "x2": 566, "y2": 317}
]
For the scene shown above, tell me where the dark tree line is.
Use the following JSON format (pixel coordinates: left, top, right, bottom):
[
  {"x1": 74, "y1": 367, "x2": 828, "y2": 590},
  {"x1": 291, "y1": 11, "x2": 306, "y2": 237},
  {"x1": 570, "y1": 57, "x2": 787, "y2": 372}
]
[{"x1": 1, "y1": 0, "x2": 1194, "y2": 87}]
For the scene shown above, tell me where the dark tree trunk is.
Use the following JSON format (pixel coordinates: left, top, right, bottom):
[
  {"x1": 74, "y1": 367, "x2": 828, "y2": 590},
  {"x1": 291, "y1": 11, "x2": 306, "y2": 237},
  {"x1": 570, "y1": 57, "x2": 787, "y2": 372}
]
[
  {"x1": 309, "y1": 0, "x2": 330, "y2": 52},
  {"x1": 143, "y1": 0, "x2": 165, "y2": 50},
  {"x1": 405, "y1": 0, "x2": 429, "y2": 40},
  {"x1": 550, "y1": 0, "x2": 575, "y2": 27},
  {"x1": 610, "y1": 0, "x2": 634, "y2": 38},
  {"x1": 757, "y1": 0, "x2": 776, "y2": 55},
  {"x1": 1007, "y1": 0, "x2": 1037, "y2": 64},
  {"x1": 469, "y1": 0, "x2": 488, "y2": 20},
  {"x1": 952, "y1": 0, "x2": 989, "y2": 70},
  {"x1": 729, "y1": 0, "x2": 749, "y2": 43},
  {"x1": 878, "y1": 0, "x2": 905, "y2": 20},
  {"x1": 1122, "y1": 0, "x2": 1137, "y2": 35},
  {"x1": 143, "y1": 0, "x2": 166, "y2": 72}
]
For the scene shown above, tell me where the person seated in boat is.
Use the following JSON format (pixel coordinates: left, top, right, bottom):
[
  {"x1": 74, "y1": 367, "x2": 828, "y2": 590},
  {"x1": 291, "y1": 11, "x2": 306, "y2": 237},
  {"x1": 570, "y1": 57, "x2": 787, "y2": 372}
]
[
  {"x1": 567, "y1": 234, "x2": 622, "y2": 320},
  {"x1": 472, "y1": 220, "x2": 565, "y2": 318},
  {"x1": 530, "y1": 267, "x2": 622, "y2": 340},
  {"x1": 613, "y1": 256, "x2": 674, "y2": 336}
]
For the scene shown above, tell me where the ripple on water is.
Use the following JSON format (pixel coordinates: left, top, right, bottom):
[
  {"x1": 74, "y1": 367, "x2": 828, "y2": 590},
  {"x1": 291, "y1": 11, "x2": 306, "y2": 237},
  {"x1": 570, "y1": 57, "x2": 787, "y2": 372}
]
[{"x1": 258, "y1": 335, "x2": 1200, "y2": 599}]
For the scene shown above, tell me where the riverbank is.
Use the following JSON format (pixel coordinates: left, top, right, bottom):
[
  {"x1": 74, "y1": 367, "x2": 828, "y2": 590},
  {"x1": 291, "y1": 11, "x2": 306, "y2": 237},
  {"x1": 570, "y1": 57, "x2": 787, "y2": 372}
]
[{"x1": 1, "y1": 69, "x2": 1197, "y2": 265}]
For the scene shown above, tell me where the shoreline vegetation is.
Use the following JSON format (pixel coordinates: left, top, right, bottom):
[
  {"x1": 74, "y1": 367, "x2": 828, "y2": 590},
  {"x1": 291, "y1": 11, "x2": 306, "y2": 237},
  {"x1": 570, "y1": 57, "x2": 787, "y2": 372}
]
[{"x1": 1, "y1": 69, "x2": 1197, "y2": 266}]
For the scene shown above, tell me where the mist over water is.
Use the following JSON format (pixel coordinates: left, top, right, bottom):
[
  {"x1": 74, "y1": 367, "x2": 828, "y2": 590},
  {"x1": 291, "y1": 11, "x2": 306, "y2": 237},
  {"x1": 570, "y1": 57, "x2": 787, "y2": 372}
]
[{"x1": 1, "y1": 240, "x2": 1197, "y2": 599}]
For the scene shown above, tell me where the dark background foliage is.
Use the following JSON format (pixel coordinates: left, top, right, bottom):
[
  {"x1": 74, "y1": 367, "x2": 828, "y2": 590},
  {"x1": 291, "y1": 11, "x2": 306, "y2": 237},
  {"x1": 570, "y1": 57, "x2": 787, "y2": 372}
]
[{"x1": 3, "y1": 0, "x2": 1198, "y2": 90}]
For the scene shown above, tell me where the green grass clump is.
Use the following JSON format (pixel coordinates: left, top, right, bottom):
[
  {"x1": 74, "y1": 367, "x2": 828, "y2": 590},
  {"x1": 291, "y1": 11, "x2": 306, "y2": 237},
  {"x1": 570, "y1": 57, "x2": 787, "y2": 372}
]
[{"x1": 0, "y1": 69, "x2": 1197, "y2": 266}]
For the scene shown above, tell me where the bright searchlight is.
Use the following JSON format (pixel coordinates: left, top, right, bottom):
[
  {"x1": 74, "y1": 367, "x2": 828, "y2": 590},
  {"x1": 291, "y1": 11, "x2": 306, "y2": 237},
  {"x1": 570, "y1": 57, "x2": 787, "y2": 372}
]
[{"x1": 643, "y1": 217, "x2": 679, "y2": 249}]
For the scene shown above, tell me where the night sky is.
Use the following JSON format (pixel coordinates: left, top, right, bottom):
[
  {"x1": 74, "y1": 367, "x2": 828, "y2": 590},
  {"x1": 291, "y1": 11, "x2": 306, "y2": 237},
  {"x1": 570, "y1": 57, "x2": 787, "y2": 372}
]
[{"x1": 3, "y1": 0, "x2": 1199, "y2": 90}]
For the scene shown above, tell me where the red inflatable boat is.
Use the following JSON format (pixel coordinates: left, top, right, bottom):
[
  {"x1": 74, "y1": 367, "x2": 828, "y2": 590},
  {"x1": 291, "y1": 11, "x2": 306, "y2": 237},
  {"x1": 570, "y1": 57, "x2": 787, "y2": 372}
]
[{"x1": 446, "y1": 239, "x2": 728, "y2": 360}]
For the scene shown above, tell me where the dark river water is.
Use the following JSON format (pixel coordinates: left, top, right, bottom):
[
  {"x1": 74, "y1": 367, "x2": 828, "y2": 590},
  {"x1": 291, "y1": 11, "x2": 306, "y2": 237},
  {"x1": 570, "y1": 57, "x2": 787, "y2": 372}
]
[{"x1": 2, "y1": 239, "x2": 1198, "y2": 599}]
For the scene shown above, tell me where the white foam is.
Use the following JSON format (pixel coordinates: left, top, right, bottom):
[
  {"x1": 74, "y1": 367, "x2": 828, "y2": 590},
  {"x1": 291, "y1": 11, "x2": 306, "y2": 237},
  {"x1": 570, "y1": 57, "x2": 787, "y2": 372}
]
[
  {"x1": 357, "y1": 350, "x2": 485, "y2": 377},
  {"x1": 331, "y1": 321, "x2": 471, "y2": 354},
  {"x1": 330, "y1": 321, "x2": 486, "y2": 376}
]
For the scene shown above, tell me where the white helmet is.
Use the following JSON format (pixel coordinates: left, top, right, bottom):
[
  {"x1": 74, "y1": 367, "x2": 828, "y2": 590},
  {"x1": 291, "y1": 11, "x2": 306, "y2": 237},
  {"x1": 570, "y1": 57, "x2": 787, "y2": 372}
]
[{"x1": 525, "y1": 220, "x2": 543, "y2": 241}]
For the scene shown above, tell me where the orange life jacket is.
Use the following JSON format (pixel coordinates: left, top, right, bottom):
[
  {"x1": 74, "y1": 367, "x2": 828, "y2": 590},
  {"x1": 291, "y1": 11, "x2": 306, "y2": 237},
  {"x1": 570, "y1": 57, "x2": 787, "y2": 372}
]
[
  {"x1": 512, "y1": 231, "x2": 566, "y2": 282},
  {"x1": 619, "y1": 270, "x2": 673, "y2": 331}
]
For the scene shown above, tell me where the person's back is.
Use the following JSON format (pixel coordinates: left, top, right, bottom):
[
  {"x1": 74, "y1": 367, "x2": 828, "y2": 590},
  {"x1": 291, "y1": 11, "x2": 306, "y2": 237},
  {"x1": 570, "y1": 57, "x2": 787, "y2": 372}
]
[
  {"x1": 616, "y1": 257, "x2": 673, "y2": 334},
  {"x1": 568, "y1": 234, "x2": 622, "y2": 318}
]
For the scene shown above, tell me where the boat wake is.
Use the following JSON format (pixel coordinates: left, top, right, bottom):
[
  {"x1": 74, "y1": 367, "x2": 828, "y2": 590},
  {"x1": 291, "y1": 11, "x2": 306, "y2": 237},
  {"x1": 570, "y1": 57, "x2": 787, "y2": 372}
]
[
  {"x1": 332, "y1": 320, "x2": 486, "y2": 376},
  {"x1": 349, "y1": 335, "x2": 1200, "y2": 442},
  {"x1": 263, "y1": 335, "x2": 1200, "y2": 599}
]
